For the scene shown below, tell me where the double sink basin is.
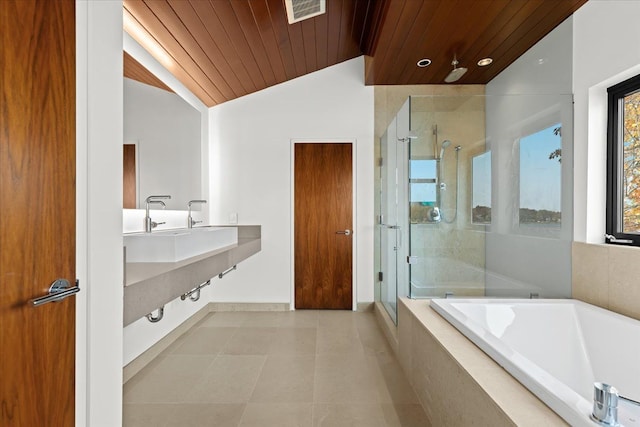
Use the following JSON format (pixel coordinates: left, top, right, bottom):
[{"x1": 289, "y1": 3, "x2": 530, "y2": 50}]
[{"x1": 124, "y1": 226, "x2": 238, "y2": 263}]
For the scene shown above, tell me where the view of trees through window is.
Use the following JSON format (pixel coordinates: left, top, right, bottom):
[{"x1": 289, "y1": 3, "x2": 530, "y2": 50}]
[
  {"x1": 471, "y1": 151, "x2": 491, "y2": 224},
  {"x1": 623, "y1": 90, "x2": 640, "y2": 233},
  {"x1": 519, "y1": 124, "x2": 562, "y2": 226}
]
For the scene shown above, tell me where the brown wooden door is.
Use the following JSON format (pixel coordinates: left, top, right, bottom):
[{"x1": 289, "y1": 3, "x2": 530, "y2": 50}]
[
  {"x1": 123, "y1": 144, "x2": 137, "y2": 208},
  {"x1": 0, "y1": 1, "x2": 76, "y2": 425},
  {"x1": 295, "y1": 143, "x2": 353, "y2": 309}
]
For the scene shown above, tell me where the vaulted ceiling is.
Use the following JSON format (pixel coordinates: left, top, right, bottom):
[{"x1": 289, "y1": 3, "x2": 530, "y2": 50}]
[{"x1": 123, "y1": 0, "x2": 587, "y2": 107}]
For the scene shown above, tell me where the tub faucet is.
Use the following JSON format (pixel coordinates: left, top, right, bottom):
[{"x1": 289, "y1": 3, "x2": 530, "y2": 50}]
[
  {"x1": 144, "y1": 195, "x2": 171, "y2": 232},
  {"x1": 591, "y1": 382, "x2": 619, "y2": 426},
  {"x1": 187, "y1": 199, "x2": 207, "y2": 228}
]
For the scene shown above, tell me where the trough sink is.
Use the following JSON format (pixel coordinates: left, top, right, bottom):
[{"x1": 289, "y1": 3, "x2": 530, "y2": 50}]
[{"x1": 124, "y1": 226, "x2": 238, "y2": 263}]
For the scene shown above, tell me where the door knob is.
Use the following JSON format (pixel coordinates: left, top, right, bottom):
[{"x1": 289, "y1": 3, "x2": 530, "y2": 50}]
[
  {"x1": 31, "y1": 279, "x2": 80, "y2": 307},
  {"x1": 336, "y1": 229, "x2": 352, "y2": 236}
]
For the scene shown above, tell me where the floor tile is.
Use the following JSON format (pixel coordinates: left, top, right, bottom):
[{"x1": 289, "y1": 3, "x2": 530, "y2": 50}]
[
  {"x1": 318, "y1": 310, "x2": 358, "y2": 330},
  {"x1": 269, "y1": 327, "x2": 317, "y2": 355},
  {"x1": 123, "y1": 355, "x2": 215, "y2": 403},
  {"x1": 316, "y1": 327, "x2": 364, "y2": 355},
  {"x1": 240, "y1": 311, "x2": 285, "y2": 327},
  {"x1": 123, "y1": 404, "x2": 172, "y2": 427},
  {"x1": 186, "y1": 355, "x2": 266, "y2": 403},
  {"x1": 280, "y1": 310, "x2": 319, "y2": 328},
  {"x1": 164, "y1": 403, "x2": 245, "y2": 427},
  {"x1": 171, "y1": 326, "x2": 237, "y2": 355},
  {"x1": 240, "y1": 403, "x2": 313, "y2": 427},
  {"x1": 250, "y1": 355, "x2": 315, "y2": 403},
  {"x1": 312, "y1": 403, "x2": 387, "y2": 427},
  {"x1": 123, "y1": 310, "x2": 427, "y2": 427},
  {"x1": 201, "y1": 311, "x2": 250, "y2": 327},
  {"x1": 221, "y1": 327, "x2": 277, "y2": 355},
  {"x1": 314, "y1": 354, "x2": 383, "y2": 404},
  {"x1": 381, "y1": 403, "x2": 431, "y2": 427}
]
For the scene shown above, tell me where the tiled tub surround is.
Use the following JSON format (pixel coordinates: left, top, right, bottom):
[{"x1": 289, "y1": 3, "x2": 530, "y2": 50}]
[
  {"x1": 124, "y1": 225, "x2": 261, "y2": 325},
  {"x1": 390, "y1": 298, "x2": 566, "y2": 426},
  {"x1": 430, "y1": 298, "x2": 640, "y2": 427},
  {"x1": 123, "y1": 309, "x2": 429, "y2": 427},
  {"x1": 572, "y1": 242, "x2": 640, "y2": 321}
]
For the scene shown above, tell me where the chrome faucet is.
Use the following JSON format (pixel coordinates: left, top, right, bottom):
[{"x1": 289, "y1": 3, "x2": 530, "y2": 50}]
[
  {"x1": 591, "y1": 382, "x2": 619, "y2": 426},
  {"x1": 144, "y1": 195, "x2": 171, "y2": 232},
  {"x1": 187, "y1": 199, "x2": 207, "y2": 228}
]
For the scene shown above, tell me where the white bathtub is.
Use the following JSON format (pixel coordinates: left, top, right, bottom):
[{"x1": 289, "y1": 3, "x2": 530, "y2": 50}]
[{"x1": 430, "y1": 299, "x2": 640, "y2": 427}]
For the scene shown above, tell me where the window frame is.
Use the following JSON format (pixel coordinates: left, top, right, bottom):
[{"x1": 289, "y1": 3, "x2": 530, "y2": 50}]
[{"x1": 606, "y1": 73, "x2": 640, "y2": 246}]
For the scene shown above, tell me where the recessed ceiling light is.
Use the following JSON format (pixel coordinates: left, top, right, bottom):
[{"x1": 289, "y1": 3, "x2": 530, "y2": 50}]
[
  {"x1": 477, "y1": 58, "x2": 493, "y2": 67},
  {"x1": 416, "y1": 58, "x2": 432, "y2": 68}
]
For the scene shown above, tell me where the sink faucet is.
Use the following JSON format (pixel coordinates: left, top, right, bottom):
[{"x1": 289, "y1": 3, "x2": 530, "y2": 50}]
[
  {"x1": 188, "y1": 199, "x2": 207, "y2": 228},
  {"x1": 144, "y1": 195, "x2": 171, "y2": 232}
]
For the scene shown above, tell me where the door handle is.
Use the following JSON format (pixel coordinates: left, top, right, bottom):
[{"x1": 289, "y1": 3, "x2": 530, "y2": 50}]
[
  {"x1": 31, "y1": 279, "x2": 80, "y2": 307},
  {"x1": 380, "y1": 224, "x2": 400, "y2": 229},
  {"x1": 336, "y1": 229, "x2": 352, "y2": 236}
]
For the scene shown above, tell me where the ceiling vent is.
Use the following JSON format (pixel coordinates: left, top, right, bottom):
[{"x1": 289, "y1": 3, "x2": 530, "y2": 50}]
[{"x1": 285, "y1": 0, "x2": 326, "y2": 24}]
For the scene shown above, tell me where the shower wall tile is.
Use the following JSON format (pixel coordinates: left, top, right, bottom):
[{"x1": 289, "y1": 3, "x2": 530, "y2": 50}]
[
  {"x1": 572, "y1": 242, "x2": 640, "y2": 321},
  {"x1": 376, "y1": 86, "x2": 488, "y2": 299}
]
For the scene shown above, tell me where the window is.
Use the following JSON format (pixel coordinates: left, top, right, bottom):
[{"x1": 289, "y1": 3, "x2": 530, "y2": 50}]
[
  {"x1": 409, "y1": 159, "x2": 437, "y2": 223},
  {"x1": 471, "y1": 151, "x2": 491, "y2": 224},
  {"x1": 518, "y1": 124, "x2": 562, "y2": 228},
  {"x1": 607, "y1": 73, "x2": 640, "y2": 245}
]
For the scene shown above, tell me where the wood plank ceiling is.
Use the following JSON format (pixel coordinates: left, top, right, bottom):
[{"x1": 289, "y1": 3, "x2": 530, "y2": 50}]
[
  {"x1": 123, "y1": 0, "x2": 587, "y2": 108},
  {"x1": 124, "y1": 51, "x2": 174, "y2": 93}
]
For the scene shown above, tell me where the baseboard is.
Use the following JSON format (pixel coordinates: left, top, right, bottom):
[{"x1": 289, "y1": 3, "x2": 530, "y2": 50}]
[
  {"x1": 123, "y1": 304, "x2": 211, "y2": 383},
  {"x1": 357, "y1": 302, "x2": 374, "y2": 312}
]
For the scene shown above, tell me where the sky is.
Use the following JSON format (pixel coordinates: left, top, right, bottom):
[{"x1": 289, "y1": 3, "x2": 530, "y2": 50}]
[
  {"x1": 519, "y1": 124, "x2": 562, "y2": 212},
  {"x1": 472, "y1": 123, "x2": 562, "y2": 212},
  {"x1": 411, "y1": 124, "x2": 563, "y2": 212}
]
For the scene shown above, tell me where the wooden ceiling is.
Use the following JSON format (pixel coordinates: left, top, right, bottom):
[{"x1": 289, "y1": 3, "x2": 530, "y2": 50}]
[
  {"x1": 124, "y1": 51, "x2": 173, "y2": 92},
  {"x1": 123, "y1": 0, "x2": 587, "y2": 108},
  {"x1": 364, "y1": 0, "x2": 588, "y2": 85}
]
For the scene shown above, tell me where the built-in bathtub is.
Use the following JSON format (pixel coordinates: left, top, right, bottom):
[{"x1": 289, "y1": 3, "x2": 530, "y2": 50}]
[{"x1": 430, "y1": 298, "x2": 640, "y2": 427}]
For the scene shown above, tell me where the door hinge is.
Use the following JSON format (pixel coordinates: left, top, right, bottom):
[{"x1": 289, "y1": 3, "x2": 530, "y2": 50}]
[
  {"x1": 378, "y1": 271, "x2": 383, "y2": 282},
  {"x1": 407, "y1": 256, "x2": 418, "y2": 264},
  {"x1": 378, "y1": 157, "x2": 383, "y2": 167}
]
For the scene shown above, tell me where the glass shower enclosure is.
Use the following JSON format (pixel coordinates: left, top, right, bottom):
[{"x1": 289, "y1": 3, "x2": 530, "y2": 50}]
[{"x1": 377, "y1": 92, "x2": 573, "y2": 324}]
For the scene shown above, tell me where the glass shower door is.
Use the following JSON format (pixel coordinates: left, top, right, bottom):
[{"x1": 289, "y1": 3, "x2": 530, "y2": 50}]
[{"x1": 379, "y1": 120, "x2": 399, "y2": 323}]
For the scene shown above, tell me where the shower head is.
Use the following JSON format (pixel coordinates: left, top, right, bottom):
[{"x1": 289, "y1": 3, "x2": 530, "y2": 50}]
[
  {"x1": 440, "y1": 140, "x2": 452, "y2": 159},
  {"x1": 444, "y1": 57, "x2": 468, "y2": 83}
]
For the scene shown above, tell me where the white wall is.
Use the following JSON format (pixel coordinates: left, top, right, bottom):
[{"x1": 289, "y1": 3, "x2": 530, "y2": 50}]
[
  {"x1": 484, "y1": 18, "x2": 574, "y2": 297},
  {"x1": 121, "y1": 35, "x2": 212, "y2": 364},
  {"x1": 123, "y1": 286, "x2": 212, "y2": 365},
  {"x1": 209, "y1": 57, "x2": 374, "y2": 305},
  {"x1": 76, "y1": 1, "x2": 123, "y2": 425},
  {"x1": 572, "y1": 0, "x2": 640, "y2": 243},
  {"x1": 124, "y1": 78, "x2": 201, "y2": 210}
]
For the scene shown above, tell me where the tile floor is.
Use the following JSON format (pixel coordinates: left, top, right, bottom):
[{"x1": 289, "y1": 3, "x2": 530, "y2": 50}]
[{"x1": 124, "y1": 310, "x2": 430, "y2": 426}]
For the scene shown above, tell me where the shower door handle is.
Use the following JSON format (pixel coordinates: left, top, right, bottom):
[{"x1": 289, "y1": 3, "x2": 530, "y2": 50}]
[
  {"x1": 336, "y1": 229, "x2": 352, "y2": 236},
  {"x1": 381, "y1": 224, "x2": 400, "y2": 229}
]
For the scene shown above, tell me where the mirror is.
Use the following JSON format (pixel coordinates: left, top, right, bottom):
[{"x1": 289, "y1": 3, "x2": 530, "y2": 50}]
[{"x1": 123, "y1": 52, "x2": 202, "y2": 210}]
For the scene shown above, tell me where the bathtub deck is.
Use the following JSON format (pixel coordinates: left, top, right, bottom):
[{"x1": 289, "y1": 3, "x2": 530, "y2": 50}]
[{"x1": 386, "y1": 297, "x2": 568, "y2": 426}]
